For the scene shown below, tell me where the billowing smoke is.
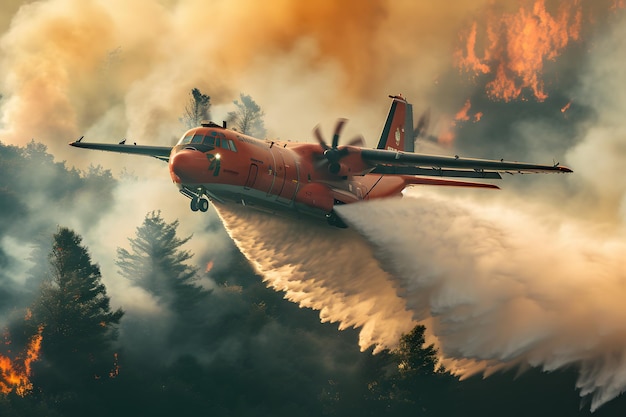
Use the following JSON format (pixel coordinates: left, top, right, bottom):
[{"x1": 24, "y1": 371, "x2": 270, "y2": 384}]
[
  {"x1": 0, "y1": 0, "x2": 503, "y2": 158},
  {"x1": 565, "y1": 13, "x2": 626, "y2": 226}
]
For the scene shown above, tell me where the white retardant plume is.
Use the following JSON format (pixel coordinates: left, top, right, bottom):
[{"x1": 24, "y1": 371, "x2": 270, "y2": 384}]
[
  {"x1": 213, "y1": 181, "x2": 625, "y2": 411},
  {"x1": 335, "y1": 191, "x2": 626, "y2": 412},
  {"x1": 212, "y1": 203, "x2": 417, "y2": 353}
]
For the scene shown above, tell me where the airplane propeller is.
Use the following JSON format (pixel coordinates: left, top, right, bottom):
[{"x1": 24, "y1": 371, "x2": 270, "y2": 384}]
[
  {"x1": 413, "y1": 108, "x2": 431, "y2": 140},
  {"x1": 313, "y1": 118, "x2": 364, "y2": 175}
]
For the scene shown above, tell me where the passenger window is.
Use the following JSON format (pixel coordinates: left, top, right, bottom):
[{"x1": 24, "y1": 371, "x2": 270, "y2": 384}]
[
  {"x1": 228, "y1": 139, "x2": 237, "y2": 152},
  {"x1": 191, "y1": 134, "x2": 204, "y2": 144}
]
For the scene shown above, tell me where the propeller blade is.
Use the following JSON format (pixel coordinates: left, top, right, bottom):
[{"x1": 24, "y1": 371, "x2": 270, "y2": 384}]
[
  {"x1": 314, "y1": 158, "x2": 329, "y2": 170},
  {"x1": 314, "y1": 125, "x2": 330, "y2": 150},
  {"x1": 313, "y1": 118, "x2": 362, "y2": 175},
  {"x1": 332, "y1": 118, "x2": 347, "y2": 148},
  {"x1": 414, "y1": 108, "x2": 431, "y2": 139},
  {"x1": 347, "y1": 135, "x2": 365, "y2": 147}
]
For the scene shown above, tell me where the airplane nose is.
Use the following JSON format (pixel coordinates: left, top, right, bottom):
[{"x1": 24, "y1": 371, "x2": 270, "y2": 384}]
[{"x1": 169, "y1": 149, "x2": 209, "y2": 183}]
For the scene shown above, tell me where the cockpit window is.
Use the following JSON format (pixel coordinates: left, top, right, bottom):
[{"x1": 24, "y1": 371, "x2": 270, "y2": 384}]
[
  {"x1": 178, "y1": 130, "x2": 236, "y2": 151},
  {"x1": 179, "y1": 133, "x2": 194, "y2": 145},
  {"x1": 204, "y1": 132, "x2": 216, "y2": 146}
]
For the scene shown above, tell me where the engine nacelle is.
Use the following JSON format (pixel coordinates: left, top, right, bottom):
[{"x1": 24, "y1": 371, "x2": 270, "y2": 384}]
[{"x1": 328, "y1": 162, "x2": 351, "y2": 176}]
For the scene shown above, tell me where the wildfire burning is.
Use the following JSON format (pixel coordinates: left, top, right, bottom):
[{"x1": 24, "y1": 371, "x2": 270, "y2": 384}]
[
  {"x1": 108, "y1": 353, "x2": 120, "y2": 379},
  {"x1": 560, "y1": 100, "x2": 572, "y2": 113},
  {"x1": 456, "y1": 0, "x2": 582, "y2": 102},
  {"x1": 611, "y1": 0, "x2": 625, "y2": 10},
  {"x1": 0, "y1": 325, "x2": 43, "y2": 397},
  {"x1": 455, "y1": 99, "x2": 472, "y2": 122},
  {"x1": 438, "y1": 99, "x2": 483, "y2": 147}
]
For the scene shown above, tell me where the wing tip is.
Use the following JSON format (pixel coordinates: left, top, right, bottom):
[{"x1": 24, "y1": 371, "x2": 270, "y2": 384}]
[{"x1": 69, "y1": 135, "x2": 84, "y2": 147}]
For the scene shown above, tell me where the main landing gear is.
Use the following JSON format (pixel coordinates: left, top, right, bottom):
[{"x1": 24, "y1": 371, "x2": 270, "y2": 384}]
[{"x1": 326, "y1": 210, "x2": 348, "y2": 228}]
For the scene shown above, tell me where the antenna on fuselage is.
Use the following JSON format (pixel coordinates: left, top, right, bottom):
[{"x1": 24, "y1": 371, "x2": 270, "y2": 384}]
[{"x1": 223, "y1": 121, "x2": 227, "y2": 129}]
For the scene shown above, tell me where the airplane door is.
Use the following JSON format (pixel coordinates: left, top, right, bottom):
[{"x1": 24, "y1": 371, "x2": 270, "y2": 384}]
[
  {"x1": 268, "y1": 147, "x2": 298, "y2": 205},
  {"x1": 244, "y1": 164, "x2": 258, "y2": 189},
  {"x1": 278, "y1": 149, "x2": 298, "y2": 204},
  {"x1": 268, "y1": 148, "x2": 284, "y2": 197}
]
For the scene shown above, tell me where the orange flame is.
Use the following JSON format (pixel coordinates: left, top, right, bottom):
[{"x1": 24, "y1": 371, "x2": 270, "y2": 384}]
[
  {"x1": 454, "y1": 22, "x2": 490, "y2": 75},
  {"x1": 611, "y1": 0, "x2": 625, "y2": 10},
  {"x1": 561, "y1": 100, "x2": 572, "y2": 113},
  {"x1": 441, "y1": 100, "x2": 484, "y2": 147},
  {"x1": 109, "y1": 353, "x2": 120, "y2": 379},
  {"x1": 205, "y1": 261, "x2": 214, "y2": 273},
  {"x1": 456, "y1": 0, "x2": 582, "y2": 102},
  {"x1": 0, "y1": 325, "x2": 43, "y2": 397},
  {"x1": 455, "y1": 99, "x2": 472, "y2": 122},
  {"x1": 437, "y1": 125, "x2": 456, "y2": 147}
]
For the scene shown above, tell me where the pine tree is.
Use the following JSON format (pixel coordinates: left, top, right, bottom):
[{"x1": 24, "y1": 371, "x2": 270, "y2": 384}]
[
  {"x1": 181, "y1": 88, "x2": 211, "y2": 128},
  {"x1": 226, "y1": 93, "x2": 266, "y2": 137},
  {"x1": 33, "y1": 227, "x2": 123, "y2": 387},
  {"x1": 116, "y1": 211, "x2": 207, "y2": 314},
  {"x1": 390, "y1": 325, "x2": 459, "y2": 415}
]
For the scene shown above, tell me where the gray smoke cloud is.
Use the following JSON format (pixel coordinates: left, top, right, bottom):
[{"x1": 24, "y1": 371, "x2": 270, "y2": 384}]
[{"x1": 565, "y1": 14, "x2": 626, "y2": 227}]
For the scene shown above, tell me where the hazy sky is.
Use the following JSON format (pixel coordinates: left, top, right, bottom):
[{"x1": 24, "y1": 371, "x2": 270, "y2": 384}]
[{"x1": 0, "y1": 0, "x2": 625, "y2": 411}]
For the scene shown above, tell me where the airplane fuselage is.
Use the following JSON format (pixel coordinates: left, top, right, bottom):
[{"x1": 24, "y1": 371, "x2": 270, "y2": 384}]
[{"x1": 168, "y1": 123, "x2": 406, "y2": 226}]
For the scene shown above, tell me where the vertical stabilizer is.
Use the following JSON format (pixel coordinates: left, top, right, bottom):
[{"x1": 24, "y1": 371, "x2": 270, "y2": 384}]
[{"x1": 376, "y1": 95, "x2": 414, "y2": 152}]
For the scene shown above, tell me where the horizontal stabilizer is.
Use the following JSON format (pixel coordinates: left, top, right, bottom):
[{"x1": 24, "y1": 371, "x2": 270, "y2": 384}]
[{"x1": 403, "y1": 176, "x2": 500, "y2": 189}]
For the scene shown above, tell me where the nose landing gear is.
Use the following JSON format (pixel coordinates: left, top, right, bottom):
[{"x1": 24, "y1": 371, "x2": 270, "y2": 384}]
[
  {"x1": 180, "y1": 187, "x2": 210, "y2": 213},
  {"x1": 190, "y1": 197, "x2": 209, "y2": 212}
]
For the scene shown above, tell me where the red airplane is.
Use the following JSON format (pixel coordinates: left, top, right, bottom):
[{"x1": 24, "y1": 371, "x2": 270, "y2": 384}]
[{"x1": 70, "y1": 95, "x2": 572, "y2": 227}]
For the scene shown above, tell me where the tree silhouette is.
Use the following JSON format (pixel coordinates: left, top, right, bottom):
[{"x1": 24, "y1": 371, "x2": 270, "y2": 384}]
[
  {"x1": 181, "y1": 88, "x2": 211, "y2": 128},
  {"x1": 390, "y1": 325, "x2": 458, "y2": 415},
  {"x1": 116, "y1": 211, "x2": 207, "y2": 314},
  {"x1": 226, "y1": 93, "x2": 266, "y2": 137},
  {"x1": 32, "y1": 227, "x2": 123, "y2": 388}
]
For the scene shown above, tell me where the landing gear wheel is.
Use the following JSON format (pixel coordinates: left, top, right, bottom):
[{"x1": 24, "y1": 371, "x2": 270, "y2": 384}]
[
  {"x1": 198, "y1": 198, "x2": 209, "y2": 212},
  {"x1": 326, "y1": 211, "x2": 348, "y2": 228},
  {"x1": 190, "y1": 198, "x2": 199, "y2": 212}
]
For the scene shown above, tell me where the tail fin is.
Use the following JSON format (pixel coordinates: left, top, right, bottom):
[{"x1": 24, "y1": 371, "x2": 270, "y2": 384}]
[{"x1": 376, "y1": 95, "x2": 414, "y2": 152}]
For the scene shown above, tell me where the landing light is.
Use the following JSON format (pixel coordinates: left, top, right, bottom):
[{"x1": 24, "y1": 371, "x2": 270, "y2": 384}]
[{"x1": 215, "y1": 153, "x2": 221, "y2": 160}]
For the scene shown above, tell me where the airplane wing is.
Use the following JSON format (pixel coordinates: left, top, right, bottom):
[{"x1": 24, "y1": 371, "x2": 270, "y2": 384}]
[
  {"x1": 360, "y1": 148, "x2": 572, "y2": 179},
  {"x1": 69, "y1": 139, "x2": 173, "y2": 162}
]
